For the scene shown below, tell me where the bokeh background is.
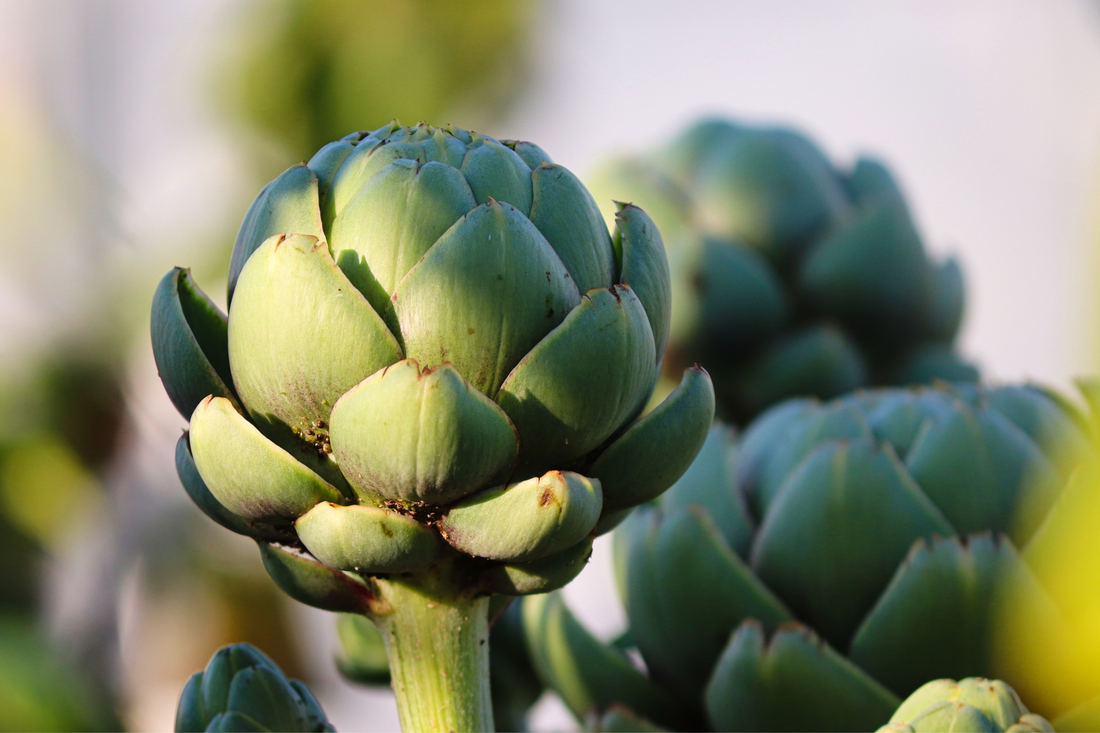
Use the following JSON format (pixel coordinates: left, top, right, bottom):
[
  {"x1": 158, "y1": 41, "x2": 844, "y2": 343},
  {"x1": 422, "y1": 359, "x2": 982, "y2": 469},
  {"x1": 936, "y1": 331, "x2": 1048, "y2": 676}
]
[{"x1": 1, "y1": 0, "x2": 1099, "y2": 730}]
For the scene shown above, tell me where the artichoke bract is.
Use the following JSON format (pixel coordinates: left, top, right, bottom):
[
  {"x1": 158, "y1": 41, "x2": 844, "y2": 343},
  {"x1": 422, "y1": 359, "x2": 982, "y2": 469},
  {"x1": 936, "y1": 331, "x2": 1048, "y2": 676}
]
[
  {"x1": 588, "y1": 119, "x2": 978, "y2": 424},
  {"x1": 152, "y1": 121, "x2": 715, "y2": 733},
  {"x1": 878, "y1": 678, "x2": 1052, "y2": 733},
  {"x1": 175, "y1": 643, "x2": 333, "y2": 732},
  {"x1": 525, "y1": 382, "x2": 1097, "y2": 731}
]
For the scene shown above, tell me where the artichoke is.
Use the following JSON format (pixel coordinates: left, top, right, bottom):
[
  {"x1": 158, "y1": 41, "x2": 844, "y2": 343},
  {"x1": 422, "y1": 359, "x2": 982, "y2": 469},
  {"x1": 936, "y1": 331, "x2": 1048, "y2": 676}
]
[
  {"x1": 152, "y1": 121, "x2": 715, "y2": 732},
  {"x1": 176, "y1": 643, "x2": 332, "y2": 732},
  {"x1": 526, "y1": 381, "x2": 1097, "y2": 731},
  {"x1": 878, "y1": 678, "x2": 1052, "y2": 733},
  {"x1": 589, "y1": 119, "x2": 978, "y2": 424}
]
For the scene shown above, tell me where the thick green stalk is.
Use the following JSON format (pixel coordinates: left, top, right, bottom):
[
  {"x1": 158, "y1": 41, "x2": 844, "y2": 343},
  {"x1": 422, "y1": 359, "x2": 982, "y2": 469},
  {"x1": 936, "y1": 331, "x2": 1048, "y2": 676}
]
[{"x1": 372, "y1": 570, "x2": 493, "y2": 733}]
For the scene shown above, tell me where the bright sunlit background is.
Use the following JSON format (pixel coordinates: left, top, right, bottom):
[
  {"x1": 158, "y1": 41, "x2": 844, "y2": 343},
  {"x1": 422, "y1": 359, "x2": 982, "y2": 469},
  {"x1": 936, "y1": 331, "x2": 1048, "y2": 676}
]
[{"x1": 1, "y1": 1, "x2": 1099, "y2": 730}]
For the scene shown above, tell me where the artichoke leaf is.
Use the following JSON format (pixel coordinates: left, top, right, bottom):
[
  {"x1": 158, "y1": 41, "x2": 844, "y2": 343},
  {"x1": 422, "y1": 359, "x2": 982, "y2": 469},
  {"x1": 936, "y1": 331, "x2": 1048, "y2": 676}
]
[
  {"x1": 175, "y1": 432, "x2": 287, "y2": 542},
  {"x1": 176, "y1": 673, "x2": 205, "y2": 732},
  {"x1": 440, "y1": 471, "x2": 601, "y2": 563},
  {"x1": 798, "y1": 199, "x2": 931, "y2": 345},
  {"x1": 257, "y1": 541, "x2": 378, "y2": 615},
  {"x1": 522, "y1": 592, "x2": 687, "y2": 729},
  {"x1": 849, "y1": 534, "x2": 1064, "y2": 700},
  {"x1": 151, "y1": 268, "x2": 238, "y2": 420},
  {"x1": 589, "y1": 365, "x2": 715, "y2": 513},
  {"x1": 327, "y1": 139, "x2": 419, "y2": 224},
  {"x1": 750, "y1": 437, "x2": 955, "y2": 650},
  {"x1": 336, "y1": 614, "x2": 390, "y2": 685},
  {"x1": 656, "y1": 423, "x2": 753, "y2": 557},
  {"x1": 228, "y1": 164, "x2": 324, "y2": 303},
  {"x1": 627, "y1": 505, "x2": 792, "y2": 699},
  {"x1": 189, "y1": 396, "x2": 345, "y2": 523},
  {"x1": 330, "y1": 158, "x2": 476, "y2": 317},
  {"x1": 905, "y1": 404, "x2": 1057, "y2": 542},
  {"x1": 496, "y1": 285, "x2": 656, "y2": 476},
  {"x1": 752, "y1": 396, "x2": 871, "y2": 517},
  {"x1": 740, "y1": 325, "x2": 867, "y2": 420},
  {"x1": 307, "y1": 139, "x2": 355, "y2": 227},
  {"x1": 704, "y1": 621, "x2": 900, "y2": 733},
  {"x1": 295, "y1": 502, "x2": 443, "y2": 574},
  {"x1": 529, "y1": 163, "x2": 616, "y2": 294},
  {"x1": 329, "y1": 359, "x2": 518, "y2": 504},
  {"x1": 461, "y1": 134, "x2": 534, "y2": 214},
  {"x1": 503, "y1": 140, "x2": 553, "y2": 170},
  {"x1": 479, "y1": 536, "x2": 593, "y2": 596},
  {"x1": 614, "y1": 204, "x2": 671, "y2": 362},
  {"x1": 924, "y1": 257, "x2": 966, "y2": 343},
  {"x1": 224, "y1": 665, "x2": 309, "y2": 733},
  {"x1": 228, "y1": 233, "x2": 402, "y2": 486},
  {"x1": 393, "y1": 200, "x2": 580, "y2": 397}
]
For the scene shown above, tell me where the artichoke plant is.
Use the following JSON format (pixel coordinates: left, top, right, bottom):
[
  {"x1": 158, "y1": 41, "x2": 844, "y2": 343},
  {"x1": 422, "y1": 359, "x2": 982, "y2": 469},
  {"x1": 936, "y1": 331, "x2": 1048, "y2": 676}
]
[
  {"x1": 526, "y1": 381, "x2": 1098, "y2": 731},
  {"x1": 176, "y1": 643, "x2": 333, "y2": 732},
  {"x1": 589, "y1": 119, "x2": 978, "y2": 424},
  {"x1": 152, "y1": 121, "x2": 715, "y2": 732},
  {"x1": 878, "y1": 678, "x2": 1052, "y2": 733}
]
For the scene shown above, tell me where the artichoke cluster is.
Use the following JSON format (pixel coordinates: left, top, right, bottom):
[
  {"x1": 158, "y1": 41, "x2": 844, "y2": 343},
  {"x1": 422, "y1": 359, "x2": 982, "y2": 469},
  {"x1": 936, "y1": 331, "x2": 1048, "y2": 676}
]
[
  {"x1": 527, "y1": 381, "x2": 1094, "y2": 731},
  {"x1": 589, "y1": 119, "x2": 978, "y2": 423},
  {"x1": 879, "y1": 678, "x2": 1052, "y2": 733},
  {"x1": 176, "y1": 643, "x2": 332, "y2": 732}
]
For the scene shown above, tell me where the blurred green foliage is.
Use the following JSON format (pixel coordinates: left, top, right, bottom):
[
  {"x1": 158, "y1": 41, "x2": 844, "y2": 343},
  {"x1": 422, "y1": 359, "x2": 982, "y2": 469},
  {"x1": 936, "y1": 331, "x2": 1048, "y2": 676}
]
[{"x1": 232, "y1": 0, "x2": 536, "y2": 160}]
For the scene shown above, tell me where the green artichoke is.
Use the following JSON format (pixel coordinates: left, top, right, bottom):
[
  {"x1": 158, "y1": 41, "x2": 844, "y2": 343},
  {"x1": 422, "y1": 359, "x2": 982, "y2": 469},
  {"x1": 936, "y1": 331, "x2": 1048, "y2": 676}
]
[
  {"x1": 526, "y1": 381, "x2": 1095, "y2": 731},
  {"x1": 152, "y1": 121, "x2": 715, "y2": 732},
  {"x1": 878, "y1": 678, "x2": 1052, "y2": 733},
  {"x1": 176, "y1": 643, "x2": 332, "y2": 732},
  {"x1": 589, "y1": 119, "x2": 978, "y2": 424}
]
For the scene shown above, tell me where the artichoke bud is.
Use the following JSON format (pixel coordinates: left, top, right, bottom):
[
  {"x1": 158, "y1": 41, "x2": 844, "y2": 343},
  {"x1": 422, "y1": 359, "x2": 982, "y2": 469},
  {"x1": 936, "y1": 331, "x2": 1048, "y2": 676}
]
[
  {"x1": 175, "y1": 643, "x2": 333, "y2": 733},
  {"x1": 529, "y1": 380, "x2": 1093, "y2": 731},
  {"x1": 156, "y1": 122, "x2": 714, "y2": 650},
  {"x1": 585, "y1": 118, "x2": 978, "y2": 426},
  {"x1": 879, "y1": 678, "x2": 1053, "y2": 733}
]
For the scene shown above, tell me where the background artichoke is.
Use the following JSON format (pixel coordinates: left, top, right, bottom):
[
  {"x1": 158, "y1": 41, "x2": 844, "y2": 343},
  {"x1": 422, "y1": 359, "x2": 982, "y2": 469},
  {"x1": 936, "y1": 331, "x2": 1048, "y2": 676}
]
[
  {"x1": 878, "y1": 678, "x2": 1052, "y2": 733},
  {"x1": 526, "y1": 381, "x2": 1097, "y2": 731},
  {"x1": 176, "y1": 643, "x2": 333, "y2": 732},
  {"x1": 152, "y1": 121, "x2": 714, "y2": 732},
  {"x1": 589, "y1": 119, "x2": 979, "y2": 424}
]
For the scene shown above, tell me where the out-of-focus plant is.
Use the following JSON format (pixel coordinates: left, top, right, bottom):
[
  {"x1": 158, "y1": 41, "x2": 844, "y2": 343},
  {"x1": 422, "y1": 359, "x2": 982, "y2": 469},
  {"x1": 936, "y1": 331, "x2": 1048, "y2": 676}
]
[
  {"x1": 526, "y1": 381, "x2": 1096, "y2": 731},
  {"x1": 152, "y1": 121, "x2": 714, "y2": 732},
  {"x1": 995, "y1": 379, "x2": 1100, "y2": 732},
  {"x1": 878, "y1": 678, "x2": 1052, "y2": 733},
  {"x1": 230, "y1": 0, "x2": 536, "y2": 162},
  {"x1": 176, "y1": 643, "x2": 333, "y2": 732},
  {"x1": 588, "y1": 119, "x2": 978, "y2": 424},
  {"x1": 0, "y1": 352, "x2": 126, "y2": 732}
]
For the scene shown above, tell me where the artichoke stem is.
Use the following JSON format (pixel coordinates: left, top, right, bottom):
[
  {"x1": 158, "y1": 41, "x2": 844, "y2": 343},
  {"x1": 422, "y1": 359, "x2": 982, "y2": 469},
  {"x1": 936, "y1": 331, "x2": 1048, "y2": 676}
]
[{"x1": 372, "y1": 570, "x2": 493, "y2": 733}]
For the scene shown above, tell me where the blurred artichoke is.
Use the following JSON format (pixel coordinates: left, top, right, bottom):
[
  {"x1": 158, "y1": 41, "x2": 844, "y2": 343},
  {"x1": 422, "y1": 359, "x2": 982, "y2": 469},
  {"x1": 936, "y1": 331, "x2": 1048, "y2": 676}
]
[
  {"x1": 152, "y1": 121, "x2": 714, "y2": 732},
  {"x1": 526, "y1": 381, "x2": 1095, "y2": 731},
  {"x1": 589, "y1": 119, "x2": 978, "y2": 423},
  {"x1": 878, "y1": 678, "x2": 1052, "y2": 733},
  {"x1": 176, "y1": 643, "x2": 332, "y2": 732}
]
